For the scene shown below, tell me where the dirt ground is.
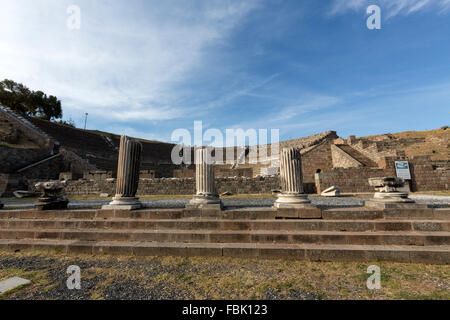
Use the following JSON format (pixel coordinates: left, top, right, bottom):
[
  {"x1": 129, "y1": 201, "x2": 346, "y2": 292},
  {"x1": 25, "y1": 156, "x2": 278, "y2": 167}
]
[{"x1": 0, "y1": 250, "x2": 448, "y2": 300}]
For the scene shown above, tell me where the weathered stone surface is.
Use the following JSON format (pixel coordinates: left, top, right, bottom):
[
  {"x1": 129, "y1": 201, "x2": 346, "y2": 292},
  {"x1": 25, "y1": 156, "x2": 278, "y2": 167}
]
[
  {"x1": 366, "y1": 176, "x2": 415, "y2": 205},
  {"x1": 0, "y1": 277, "x2": 31, "y2": 294},
  {"x1": 13, "y1": 190, "x2": 39, "y2": 198},
  {"x1": 34, "y1": 180, "x2": 69, "y2": 210},
  {"x1": 365, "y1": 201, "x2": 427, "y2": 210},
  {"x1": 103, "y1": 136, "x2": 143, "y2": 210},
  {"x1": 369, "y1": 177, "x2": 405, "y2": 191},
  {"x1": 321, "y1": 186, "x2": 341, "y2": 197},
  {"x1": 186, "y1": 148, "x2": 222, "y2": 210},
  {"x1": 0, "y1": 207, "x2": 449, "y2": 263},
  {"x1": 274, "y1": 148, "x2": 313, "y2": 209},
  {"x1": 276, "y1": 208, "x2": 322, "y2": 219}
]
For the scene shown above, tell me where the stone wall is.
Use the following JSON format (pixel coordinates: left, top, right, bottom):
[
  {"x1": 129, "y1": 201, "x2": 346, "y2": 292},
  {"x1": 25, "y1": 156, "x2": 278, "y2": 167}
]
[
  {"x1": 330, "y1": 144, "x2": 362, "y2": 168},
  {"x1": 0, "y1": 108, "x2": 54, "y2": 149},
  {"x1": 315, "y1": 156, "x2": 449, "y2": 193},
  {"x1": 315, "y1": 167, "x2": 393, "y2": 194},
  {"x1": 301, "y1": 141, "x2": 334, "y2": 183},
  {"x1": 408, "y1": 156, "x2": 449, "y2": 191},
  {"x1": 173, "y1": 169, "x2": 195, "y2": 178},
  {"x1": 17, "y1": 155, "x2": 65, "y2": 180},
  {"x1": 0, "y1": 146, "x2": 52, "y2": 173},
  {"x1": 0, "y1": 174, "x2": 29, "y2": 197},
  {"x1": 215, "y1": 166, "x2": 253, "y2": 178},
  {"x1": 63, "y1": 176, "x2": 283, "y2": 196}
]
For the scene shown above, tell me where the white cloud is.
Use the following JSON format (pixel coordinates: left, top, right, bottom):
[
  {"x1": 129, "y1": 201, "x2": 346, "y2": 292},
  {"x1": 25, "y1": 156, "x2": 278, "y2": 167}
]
[
  {"x1": 330, "y1": 0, "x2": 450, "y2": 18},
  {"x1": 0, "y1": 0, "x2": 261, "y2": 121}
]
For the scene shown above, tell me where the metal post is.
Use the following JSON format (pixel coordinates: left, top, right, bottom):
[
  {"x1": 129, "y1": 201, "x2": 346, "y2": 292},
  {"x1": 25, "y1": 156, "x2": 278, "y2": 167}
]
[{"x1": 84, "y1": 113, "x2": 88, "y2": 130}]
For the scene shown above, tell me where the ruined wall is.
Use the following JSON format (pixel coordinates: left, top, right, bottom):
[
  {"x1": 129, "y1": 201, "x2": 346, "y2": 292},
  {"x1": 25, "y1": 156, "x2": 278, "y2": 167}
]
[
  {"x1": 17, "y1": 155, "x2": 65, "y2": 180},
  {"x1": 315, "y1": 156, "x2": 449, "y2": 193},
  {"x1": 173, "y1": 169, "x2": 195, "y2": 179},
  {"x1": 315, "y1": 167, "x2": 394, "y2": 194},
  {"x1": 0, "y1": 108, "x2": 54, "y2": 149},
  {"x1": 62, "y1": 175, "x2": 319, "y2": 196},
  {"x1": 214, "y1": 166, "x2": 253, "y2": 178},
  {"x1": 301, "y1": 141, "x2": 334, "y2": 183},
  {"x1": 0, "y1": 174, "x2": 29, "y2": 197},
  {"x1": 408, "y1": 156, "x2": 449, "y2": 191},
  {"x1": 63, "y1": 176, "x2": 282, "y2": 196},
  {"x1": 0, "y1": 146, "x2": 51, "y2": 173},
  {"x1": 330, "y1": 144, "x2": 363, "y2": 168}
]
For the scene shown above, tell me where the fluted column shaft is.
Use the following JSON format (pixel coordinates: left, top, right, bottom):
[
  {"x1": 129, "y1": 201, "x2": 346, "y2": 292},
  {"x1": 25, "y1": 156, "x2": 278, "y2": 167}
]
[
  {"x1": 195, "y1": 148, "x2": 216, "y2": 196},
  {"x1": 115, "y1": 136, "x2": 142, "y2": 198},
  {"x1": 279, "y1": 148, "x2": 304, "y2": 194}
]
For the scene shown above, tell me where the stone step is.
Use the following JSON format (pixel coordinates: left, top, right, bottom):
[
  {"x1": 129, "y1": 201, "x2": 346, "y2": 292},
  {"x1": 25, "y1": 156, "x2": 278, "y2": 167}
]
[
  {"x1": 0, "y1": 209, "x2": 278, "y2": 220},
  {"x1": 383, "y1": 208, "x2": 450, "y2": 220},
  {"x1": 322, "y1": 208, "x2": 449, "y2": 220},
  {"x1": 1, "y1": 208, "x2": 448, "y2": 221},
  {"x1": 1, "y1": 228, "x2": 448, "y2": 246},
  {"x1": 0, "y1": 239, "x2": 448, "y2": 264},
  {"x1": 1, "y1": 218, "x2": 449, "y2": 232}
]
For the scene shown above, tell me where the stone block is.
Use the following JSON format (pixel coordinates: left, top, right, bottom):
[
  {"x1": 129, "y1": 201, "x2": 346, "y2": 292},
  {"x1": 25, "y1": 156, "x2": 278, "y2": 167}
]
[
  {"x1": 276, "y1": 207, "x2": 322, "y2": 219},
  {"x1": 321, "y1": 186, "x2": 341, "y2": 197},
  {"x1": 0, "y1": 277, "x2": 31, "y2": 294},
  {"x1": 365, "y1": 201, "x2": 428, "y2": 210}
]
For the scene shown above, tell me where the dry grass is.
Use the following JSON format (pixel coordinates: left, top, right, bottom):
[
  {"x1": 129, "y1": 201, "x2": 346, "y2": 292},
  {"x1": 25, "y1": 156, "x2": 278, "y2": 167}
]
[
  {"x1": 361, "y1": 127, "x2": 449, "y2": 161},
  {"x1": 0, "y1": 251, "x2": 448, "y2": 300}
]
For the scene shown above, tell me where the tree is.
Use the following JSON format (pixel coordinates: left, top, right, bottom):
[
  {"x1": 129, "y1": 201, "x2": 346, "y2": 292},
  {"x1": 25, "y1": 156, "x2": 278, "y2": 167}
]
[
  {"x1": 0, "y1": 79, "x2": 63, "y2": 120},
  {"x1": 0, "y1": 79, "x2": 31, "y2": 115},
  {"x1": 54, "y1": 118, "x2": 76, "y2": 128}
]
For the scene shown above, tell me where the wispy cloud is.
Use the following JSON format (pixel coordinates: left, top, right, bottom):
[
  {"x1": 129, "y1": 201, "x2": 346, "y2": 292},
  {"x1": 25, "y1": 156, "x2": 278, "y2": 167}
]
[
  {"x1": 0, "y1": 0, "x2": 261, "y2": 122},
  {"x1": 330, "y1": 0, "x2": 450, "y2": 18}
]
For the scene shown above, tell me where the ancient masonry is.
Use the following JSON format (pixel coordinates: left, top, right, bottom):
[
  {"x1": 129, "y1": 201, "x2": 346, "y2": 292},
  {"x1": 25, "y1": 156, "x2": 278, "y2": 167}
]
[
  {"x1": 102, "y1": 136, "x2": 143, "y2": 210},
  {"x1": 274, "y1": 148, "x2": 312, "y2": 208},
  {"x1": 186, "y1": 148, "x2": 222, "y2": 209},
  {"x1": 34, "y1": 180, "x2": 69, "y2": 211},
  {"x1": 365, "y1": 177, "x2": 426, "y2": 210}
]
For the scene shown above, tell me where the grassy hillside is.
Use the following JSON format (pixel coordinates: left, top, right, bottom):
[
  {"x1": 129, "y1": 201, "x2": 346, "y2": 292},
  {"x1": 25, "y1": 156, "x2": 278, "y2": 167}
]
[{"x1": 361, "y1": 127, "x2": 449, "y2": 160}]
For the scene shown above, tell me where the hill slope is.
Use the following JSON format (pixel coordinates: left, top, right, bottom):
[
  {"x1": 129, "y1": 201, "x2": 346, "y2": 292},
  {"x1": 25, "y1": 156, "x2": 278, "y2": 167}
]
[{"x1": 360, "y1": 127, "x2": 449, "y2": 160}]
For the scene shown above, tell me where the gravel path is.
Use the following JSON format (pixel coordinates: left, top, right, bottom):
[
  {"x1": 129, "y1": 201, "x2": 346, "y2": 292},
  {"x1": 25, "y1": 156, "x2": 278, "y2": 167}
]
[{"x1": 2, "y1": 195, "x2": 448, "y2": 210}]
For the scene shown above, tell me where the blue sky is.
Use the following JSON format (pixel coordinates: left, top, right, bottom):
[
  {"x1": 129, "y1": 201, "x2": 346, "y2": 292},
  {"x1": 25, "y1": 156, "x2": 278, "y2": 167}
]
[{"x1": 1, "y1": 0, "x2": 449, "y2": 144}]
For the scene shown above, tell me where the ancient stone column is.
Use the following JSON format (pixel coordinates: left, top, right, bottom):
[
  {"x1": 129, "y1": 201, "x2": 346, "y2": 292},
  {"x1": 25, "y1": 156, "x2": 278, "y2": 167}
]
[
  {"x1": 186, "y1": 148, "x2": 222, "y2": 209},
  {"x1": 102, "y1": 136, "x2": 143, "y2": 210},
  {"x1": 274, "y1": 147, "x2": 312, "y2": 208}
]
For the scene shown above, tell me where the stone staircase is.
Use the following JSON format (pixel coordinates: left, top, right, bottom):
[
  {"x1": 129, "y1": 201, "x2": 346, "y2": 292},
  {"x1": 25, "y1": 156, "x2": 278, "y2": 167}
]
[
  {"x1": 0, "y1": 106, "x2": 57, "y2": 146},
  {"x1": 335, "y1": 144, "x2": 379, "y2": 167},
  {"x1": 0, "y1": 207, "x2": 448, "y2": 264}
]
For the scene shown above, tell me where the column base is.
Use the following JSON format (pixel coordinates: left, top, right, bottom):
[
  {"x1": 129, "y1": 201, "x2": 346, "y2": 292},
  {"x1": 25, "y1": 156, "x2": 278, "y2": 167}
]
[
  {"x1": 373, "y1": 192, "x2": 414, "y2": 203},
  {"x1": 274, "y1": 193, "x2": 313, "y2": 209},
  {"x1": 365, "y1": 192, "x2": 423, "y2": 209},
  {"x1": 102, "y1": 197, "x2": 142, "y2": 210},
  {"x1": 186, "y1": 195, "x2": 223, "y2": 210},
  {"x1": 34, "y1": 197, "x2": 69, "y2": 211}
]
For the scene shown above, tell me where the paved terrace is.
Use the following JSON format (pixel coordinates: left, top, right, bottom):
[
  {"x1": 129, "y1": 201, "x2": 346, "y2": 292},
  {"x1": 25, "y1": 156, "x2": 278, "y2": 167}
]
[{"x1": 2, "y1": 195, "x2": 449, "y2": 210}]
